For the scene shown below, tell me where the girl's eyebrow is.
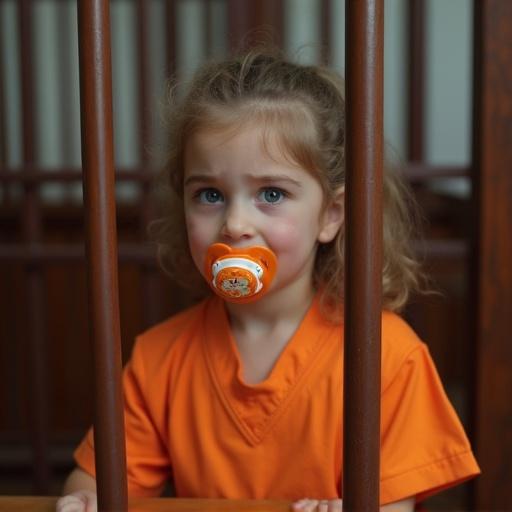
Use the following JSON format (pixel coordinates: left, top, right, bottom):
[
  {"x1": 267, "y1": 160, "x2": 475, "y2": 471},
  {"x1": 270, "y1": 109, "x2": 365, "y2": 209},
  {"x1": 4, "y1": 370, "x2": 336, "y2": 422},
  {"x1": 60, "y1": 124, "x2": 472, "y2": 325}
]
[
  {"x1": 248, "y1": 174, "x2": 302, "y2": 187},
  {"x1": 184, "y1": 173, "x2": 302, "y2": 187},
  {"x1": 184, "y1": 174, "x2": 216, "y2": 187}
]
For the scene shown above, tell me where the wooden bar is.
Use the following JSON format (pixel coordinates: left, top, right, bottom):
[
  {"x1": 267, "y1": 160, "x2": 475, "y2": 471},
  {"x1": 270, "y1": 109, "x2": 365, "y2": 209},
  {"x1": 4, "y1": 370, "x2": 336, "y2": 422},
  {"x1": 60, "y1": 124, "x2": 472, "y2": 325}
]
[
  {"x1": 227, "y1": 0, "x2": 284, "y2": 51},
  {"x1": 56, "y1": 0, "x2": 75, "y2": 166},
  {"x1": 135, "y1": 0, "x2": 160, "y2": 326},
  {"x1": 343, "y1": 1, "x2": 384, "y2": 510},
  {"x1": 204, "y1": 0, "x2": 213, "y2": 58},
  {"x1": 0, "y1": 16, "x2": 7, "y2": 171},
  {"x1": 320, "y1": 0, "x2": 332, "y2": 64},
  {"x1": 165, "y1": 0, "x2": 177, "y2": 79},
  {"x1": 19, "y1": 0, "x2": 52, "y2": 494},
  {"x1": 227, "y1": 0, "x2": 250, "y2": 50},
  {"x1": 471, "y1": 1, "x2": 512, "y2": 510},
  {"x1": 407, "y1": 0, "x2": 425, "y2": 162},
  {"x1": 0, "y1": 239, "x2": 467, "y2": 264},
  {"x1": 0, "y1": 497, "x2": 290, "y2": 512},
  {"x1": 76, "y1": 1, "x2": 128, "y2": 511}
]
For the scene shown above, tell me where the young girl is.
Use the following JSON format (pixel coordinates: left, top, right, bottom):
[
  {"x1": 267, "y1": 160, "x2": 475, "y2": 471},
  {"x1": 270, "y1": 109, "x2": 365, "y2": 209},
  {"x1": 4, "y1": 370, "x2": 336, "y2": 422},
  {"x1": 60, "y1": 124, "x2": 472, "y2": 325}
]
[{"x1": 56, "y1": 48, "x2": 480, "y2": 512}]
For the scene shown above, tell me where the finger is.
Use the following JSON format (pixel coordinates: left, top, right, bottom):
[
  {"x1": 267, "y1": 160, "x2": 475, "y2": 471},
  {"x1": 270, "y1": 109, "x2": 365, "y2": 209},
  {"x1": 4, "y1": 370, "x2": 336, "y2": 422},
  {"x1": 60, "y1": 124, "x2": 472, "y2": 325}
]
[
  {"x1": 304, "y1": 499, "x2": 319, "y2": 512},
  {"x1": 292, "y1": 498, "x2": 315, "y2": 511},
  {"x1": 56, "y1": 498, "x2": 84, "y2": 512},
  {"x1": 292, "y1": 498, "x2": 308, "y2": 510},
  {"x1": 318, "y1": 499, "x2": 329, "y2": 512},
  {"x1": 85, "y1": 499, "x2": 98, "y2": 512},
  {"x1": 327, "y1": 499, "x2": 343, "y2": 511}
]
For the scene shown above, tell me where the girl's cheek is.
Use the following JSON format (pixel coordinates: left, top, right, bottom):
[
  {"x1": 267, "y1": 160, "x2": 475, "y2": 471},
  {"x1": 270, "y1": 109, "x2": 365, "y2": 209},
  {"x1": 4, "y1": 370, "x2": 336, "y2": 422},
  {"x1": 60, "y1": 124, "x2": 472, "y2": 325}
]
[{"x1": 267, "y1": 220, "x2": 303, "y2": 250}]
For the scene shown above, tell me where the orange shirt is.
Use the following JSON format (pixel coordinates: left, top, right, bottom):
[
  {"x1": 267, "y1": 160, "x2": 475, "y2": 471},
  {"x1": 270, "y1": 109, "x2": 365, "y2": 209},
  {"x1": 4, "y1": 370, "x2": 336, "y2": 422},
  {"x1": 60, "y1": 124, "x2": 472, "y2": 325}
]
[{"x1": 74, "y1": 294, "x2": 480, "y2": 505}]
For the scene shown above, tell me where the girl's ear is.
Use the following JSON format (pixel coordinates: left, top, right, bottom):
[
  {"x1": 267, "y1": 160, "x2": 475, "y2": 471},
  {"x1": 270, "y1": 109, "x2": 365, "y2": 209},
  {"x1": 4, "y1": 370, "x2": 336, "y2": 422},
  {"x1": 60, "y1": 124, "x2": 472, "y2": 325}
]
[{"x1": 318, "y1": 186, "x2": 345, "y2": 243}]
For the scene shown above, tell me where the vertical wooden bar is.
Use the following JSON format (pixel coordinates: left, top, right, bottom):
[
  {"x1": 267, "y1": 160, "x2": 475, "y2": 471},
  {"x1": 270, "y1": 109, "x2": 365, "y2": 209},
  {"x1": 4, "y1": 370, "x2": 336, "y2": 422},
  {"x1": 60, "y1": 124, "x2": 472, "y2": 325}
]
[
  {"x1": 136, "y1": 0, "x2": 160, "y2": 327},
  {"x1": 262, "y1": 0, "x2": 284, "y2": 49},
  {"x1": 471, "y1": 1, "x2": 512, "y2": 510},
  {"x1": 19, "y1": 0, "x2": 52, "y2": 494},
  {"x1": 76, "y1": 1, "x2": 128, "y2": 511},
  {"x1": 227, "y1": 0, "x2": 284, "y2": 51},
  {"x1": 227, "y1": 0, "x2": 251, "y2": 50},
  {"x1": 407, "y1": 0, "x2": 425, "y2": 162},
  {"x1": 204, "y1": 0, "x2": 213, "y2": 58},
  {"x1": 166, "y1": 1, "x2": 177, "y2": 79},
  {"x1": 0, "y1": 15, "x2": 7, "y2": 170},
  {"x1": 343, "y1": 1, "x2": 384, "y2": 510},
  {"x1": 320, "y1": 0, "x2": 332, "y2": 64}
]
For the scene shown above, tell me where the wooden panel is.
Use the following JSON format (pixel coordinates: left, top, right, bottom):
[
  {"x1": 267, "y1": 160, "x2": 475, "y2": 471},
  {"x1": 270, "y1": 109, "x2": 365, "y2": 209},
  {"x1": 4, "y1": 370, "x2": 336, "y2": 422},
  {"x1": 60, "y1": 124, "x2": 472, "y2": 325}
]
[{"x1": 471, "y1": 1, "x2": 512, "y2": 510}]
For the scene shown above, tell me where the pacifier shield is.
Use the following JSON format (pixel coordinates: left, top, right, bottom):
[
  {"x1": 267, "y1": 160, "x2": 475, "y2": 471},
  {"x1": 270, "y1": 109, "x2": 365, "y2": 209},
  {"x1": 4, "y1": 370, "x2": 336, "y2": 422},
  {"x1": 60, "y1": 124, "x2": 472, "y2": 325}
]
[{"x1": 205, "y1": 243, "x2": 277, "y2": 303}]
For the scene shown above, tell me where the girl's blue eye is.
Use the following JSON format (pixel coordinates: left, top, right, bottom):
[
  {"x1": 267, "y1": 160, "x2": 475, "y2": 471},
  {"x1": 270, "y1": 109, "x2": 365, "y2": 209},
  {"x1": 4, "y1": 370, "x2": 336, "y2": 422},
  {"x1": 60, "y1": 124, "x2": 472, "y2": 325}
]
[
  {"x1": 197, "y1": 188, "x2": 223, "y2": 203},
  {"x1": 260, "y1": 188, "x2": 285, "y2": 204}
]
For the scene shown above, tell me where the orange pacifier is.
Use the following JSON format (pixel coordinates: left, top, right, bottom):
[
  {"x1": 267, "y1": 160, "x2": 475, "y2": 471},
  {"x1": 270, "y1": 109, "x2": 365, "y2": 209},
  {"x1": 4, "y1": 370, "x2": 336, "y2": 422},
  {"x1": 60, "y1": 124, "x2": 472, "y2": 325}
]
[{"x1": 204, "y1": 243, "x2": 277, "y2": 303}]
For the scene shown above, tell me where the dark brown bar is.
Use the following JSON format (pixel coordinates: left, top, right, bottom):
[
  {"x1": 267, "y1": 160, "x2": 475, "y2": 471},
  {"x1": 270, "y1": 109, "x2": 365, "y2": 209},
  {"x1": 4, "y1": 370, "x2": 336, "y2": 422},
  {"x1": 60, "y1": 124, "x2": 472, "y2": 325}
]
[
  {"x1": 227, "y1": 0, "x2": 284, "y2": 51},
  {"x1": 407, "y1": 0, "x2": 425, "y2": 162},
  {"x1": 0, "y1": 24, "x2": 7, "y2": 170},
  {"x1": 56, "y1": 0, "x2": 75, "y2": 165},
  {"x1": 165, "y1": 0, "x2": 177, "y2": 79},
  {"x1": 19, "y1": 0, "x2": 52, "y2": 494},
  {"x1": 0, "y1": 239, "x2": 466, "y2": 264},
  {"x1": 320, "y1": 0, "x2": 332, "y2": 64},
  {"x1": 471, "y1": 1, "x2": 512, "y2": 510},
  {"x1": 76, "y1": 1, "x2": 128, "y2": 511},
  {"x1": 227, "y1": 0, "x2": 250, "y2": 50},
  {"x1": 343, "y1": 1, "x2": 384, "y2": 510},
  {"x1": 204, "y1": 0, "x2": 213, "y2": 58},
  {"x1": 0, "y1": 244, "x2": 156, "y2": 263},
  {"x1": 135, "y1": 0, "x2": 160, "y2": 327}
]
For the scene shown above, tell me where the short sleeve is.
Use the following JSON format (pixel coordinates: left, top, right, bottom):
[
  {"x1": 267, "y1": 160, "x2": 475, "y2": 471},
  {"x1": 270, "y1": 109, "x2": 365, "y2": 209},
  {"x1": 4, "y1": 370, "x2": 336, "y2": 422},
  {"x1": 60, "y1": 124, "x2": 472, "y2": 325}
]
[
  {"x1": 74, "y1": 338, "x2": 172, "y2": 497},
  {"x1": 379, "y1": 343, "x2": 480, "y2": 505}
]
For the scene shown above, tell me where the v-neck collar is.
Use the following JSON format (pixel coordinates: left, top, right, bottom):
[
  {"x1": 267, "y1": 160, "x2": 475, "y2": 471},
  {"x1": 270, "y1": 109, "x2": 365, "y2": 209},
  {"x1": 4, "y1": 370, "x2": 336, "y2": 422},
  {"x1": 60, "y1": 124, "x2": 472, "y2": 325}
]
[{"x1": 202, "y1": 294, "x2": 337, "y2": 445}]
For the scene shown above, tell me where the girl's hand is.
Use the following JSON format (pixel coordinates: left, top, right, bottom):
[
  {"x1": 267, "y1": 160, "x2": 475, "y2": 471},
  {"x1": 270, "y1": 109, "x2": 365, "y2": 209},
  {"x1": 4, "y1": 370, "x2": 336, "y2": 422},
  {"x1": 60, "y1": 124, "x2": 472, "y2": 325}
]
[
  {"x1": 55, "y1": 490, "x2": 97, "y2": 512},
  {"x1": 292, "y1": 498, "x2": 343, "y2": 511}
]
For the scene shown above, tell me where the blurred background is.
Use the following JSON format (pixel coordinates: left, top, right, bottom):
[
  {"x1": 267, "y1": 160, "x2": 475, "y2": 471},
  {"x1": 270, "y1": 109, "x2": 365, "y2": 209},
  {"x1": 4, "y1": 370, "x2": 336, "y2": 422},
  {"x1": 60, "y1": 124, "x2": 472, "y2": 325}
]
[{"x1": 0, "y1": 0, "x2": 510, "y2": 510}]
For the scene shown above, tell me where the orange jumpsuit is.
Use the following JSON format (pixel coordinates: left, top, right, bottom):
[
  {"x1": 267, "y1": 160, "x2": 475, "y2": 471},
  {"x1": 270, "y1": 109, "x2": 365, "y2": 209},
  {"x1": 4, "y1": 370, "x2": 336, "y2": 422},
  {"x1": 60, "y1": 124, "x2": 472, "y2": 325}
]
[{"x1": 74, "y1": 294, "x2": 480, "y2": 505}]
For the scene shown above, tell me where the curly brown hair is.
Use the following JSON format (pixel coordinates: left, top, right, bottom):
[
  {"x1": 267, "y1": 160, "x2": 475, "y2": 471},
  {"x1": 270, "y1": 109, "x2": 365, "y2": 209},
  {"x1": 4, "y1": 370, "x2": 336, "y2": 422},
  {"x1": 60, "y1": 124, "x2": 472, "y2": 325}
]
[{"x1": 149, "y1": 46, "x2": 425, "y2": 316}]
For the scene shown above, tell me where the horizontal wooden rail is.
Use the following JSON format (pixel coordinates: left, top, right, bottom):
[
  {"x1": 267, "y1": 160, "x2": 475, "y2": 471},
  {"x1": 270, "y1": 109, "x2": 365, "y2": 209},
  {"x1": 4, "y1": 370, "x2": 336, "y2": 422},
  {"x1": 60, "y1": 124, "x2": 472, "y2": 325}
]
[
  {"x1": 0, "y1": 244, "x2": 154, "y2": 263},
  {"x1": 0, "y1": 239, "x2": 468, "y2": 263},
  {"x1": 0, "y1": 497, "x2": 290, "y2": 512}
]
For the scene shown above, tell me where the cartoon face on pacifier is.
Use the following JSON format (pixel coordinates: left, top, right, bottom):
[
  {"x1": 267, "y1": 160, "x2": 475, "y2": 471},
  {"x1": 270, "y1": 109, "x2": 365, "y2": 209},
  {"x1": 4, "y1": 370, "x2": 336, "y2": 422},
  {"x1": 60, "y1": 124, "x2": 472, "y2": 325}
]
[{"x1": 205, "y1": 243, "x2": 277, "y2": 303}]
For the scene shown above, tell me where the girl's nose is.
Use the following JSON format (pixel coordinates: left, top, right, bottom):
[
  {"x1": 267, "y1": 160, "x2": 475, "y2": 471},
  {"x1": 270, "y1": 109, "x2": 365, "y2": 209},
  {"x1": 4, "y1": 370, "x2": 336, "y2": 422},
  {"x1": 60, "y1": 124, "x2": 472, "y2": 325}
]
[{"x1": 220, "y1": 202, "x2": 255, "y2": 241}]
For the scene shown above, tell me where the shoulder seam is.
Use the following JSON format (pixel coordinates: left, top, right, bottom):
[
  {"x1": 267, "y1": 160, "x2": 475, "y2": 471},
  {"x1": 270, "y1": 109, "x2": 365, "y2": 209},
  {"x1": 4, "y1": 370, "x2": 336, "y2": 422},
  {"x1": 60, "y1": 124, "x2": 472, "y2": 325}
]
[{"x1": 381, "y1": 343, "x2": 426, "y2": 395}]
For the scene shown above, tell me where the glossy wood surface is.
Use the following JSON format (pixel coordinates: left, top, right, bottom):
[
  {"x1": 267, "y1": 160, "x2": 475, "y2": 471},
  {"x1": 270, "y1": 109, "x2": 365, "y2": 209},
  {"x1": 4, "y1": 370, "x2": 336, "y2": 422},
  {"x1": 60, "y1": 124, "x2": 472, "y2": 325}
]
[
  {"x1": 343, "y1": 0, "x2": 384, "y2": 510},
  {"x1": 471, "y1": 0, "x2": 512, "y2": 510},
  {"x1": 77, "y1": 0, "x2": 128, "y2": 509},
  {"x1": 0, "y1": 497, "x2": 291, "y2": 512}
]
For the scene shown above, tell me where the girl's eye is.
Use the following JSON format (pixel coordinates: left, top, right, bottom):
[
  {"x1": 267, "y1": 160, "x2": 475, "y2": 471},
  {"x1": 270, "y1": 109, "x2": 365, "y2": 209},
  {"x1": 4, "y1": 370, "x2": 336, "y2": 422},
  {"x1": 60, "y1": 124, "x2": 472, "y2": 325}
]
[
  {"x1": 259, "y1": 188, "x2": 286, "y2": 204},
  {"x1": 196, "y1": 188, "x2": 224, "y2": 204}
]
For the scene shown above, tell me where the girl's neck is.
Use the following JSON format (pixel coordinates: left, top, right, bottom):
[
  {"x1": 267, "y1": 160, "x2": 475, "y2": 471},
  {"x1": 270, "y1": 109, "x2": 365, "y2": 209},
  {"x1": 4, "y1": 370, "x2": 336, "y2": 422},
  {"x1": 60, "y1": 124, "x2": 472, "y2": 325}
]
[{"x1": 224, "y1": 276, "x2": 316, "y2": 337}]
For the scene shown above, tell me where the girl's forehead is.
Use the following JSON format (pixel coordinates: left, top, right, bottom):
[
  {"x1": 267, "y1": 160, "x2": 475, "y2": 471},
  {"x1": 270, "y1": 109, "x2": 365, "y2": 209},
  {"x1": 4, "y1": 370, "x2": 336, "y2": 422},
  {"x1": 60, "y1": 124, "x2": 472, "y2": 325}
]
[
  {"x1": 186, "y1": 124, "x2": 282, "y2": 167},
  {"x1": 186, "y1": 121, "x2": 305, "y2": 170}
]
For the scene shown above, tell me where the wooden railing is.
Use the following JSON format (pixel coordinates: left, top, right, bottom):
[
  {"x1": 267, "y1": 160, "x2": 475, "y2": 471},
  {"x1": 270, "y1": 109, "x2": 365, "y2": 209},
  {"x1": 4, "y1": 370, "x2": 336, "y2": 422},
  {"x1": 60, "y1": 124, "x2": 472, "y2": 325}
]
[{"x1": 0, "y1": 497, "x2": 290, "y2": 512}]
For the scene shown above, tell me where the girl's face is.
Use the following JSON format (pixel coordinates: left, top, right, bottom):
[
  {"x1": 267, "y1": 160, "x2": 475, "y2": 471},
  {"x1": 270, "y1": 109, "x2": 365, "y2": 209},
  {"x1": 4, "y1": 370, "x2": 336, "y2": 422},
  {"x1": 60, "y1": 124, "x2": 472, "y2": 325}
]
[{"x1": 183, "y1": 124, "x2": 343, "y2": 300}]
